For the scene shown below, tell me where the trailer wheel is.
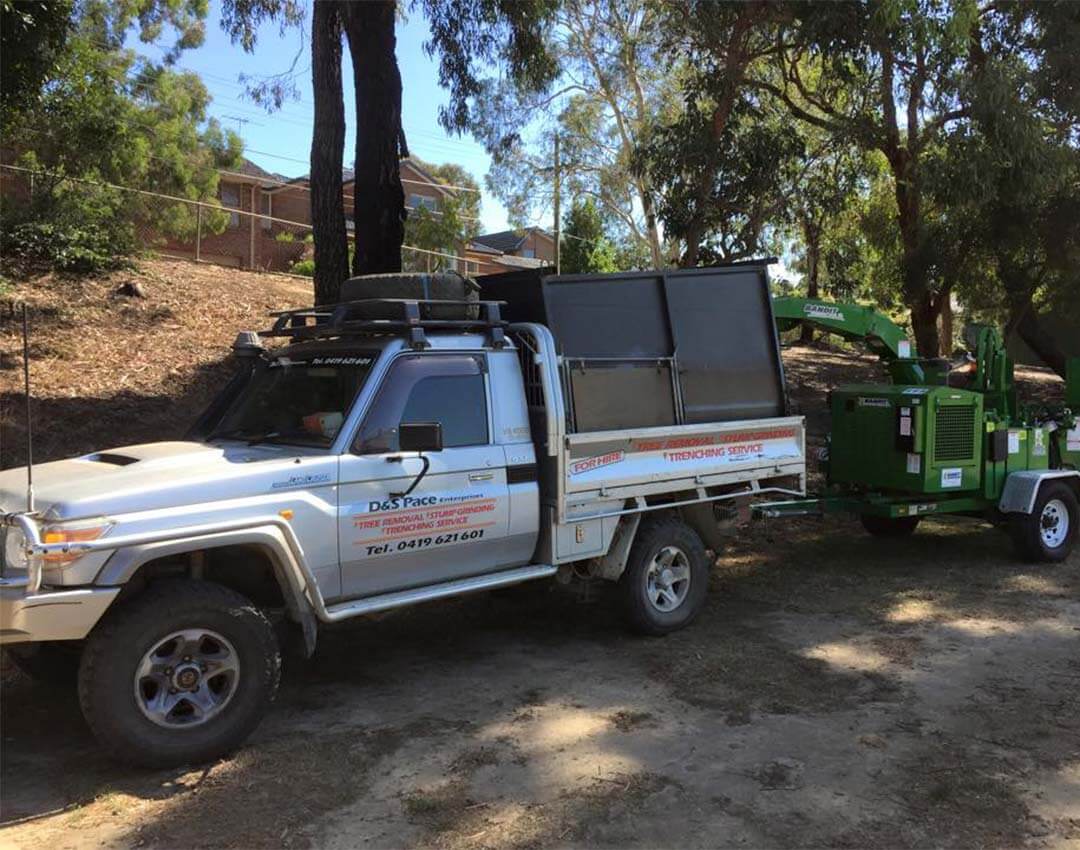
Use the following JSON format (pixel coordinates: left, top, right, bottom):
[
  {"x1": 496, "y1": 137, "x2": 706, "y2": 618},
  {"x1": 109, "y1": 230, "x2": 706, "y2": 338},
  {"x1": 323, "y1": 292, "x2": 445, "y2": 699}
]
[
  {"x1": 860, "y1": 514, "x2": 921, "y2": 537},
  {"x1": 78, "y1": 579, "x2": 281, "y2": 768},
  {"x1": 618, "y1": 518, "x2": 709, "y2": 636},
  {"x1": 1009, "y1": 481, "x2": 1078, "y2": 563}
]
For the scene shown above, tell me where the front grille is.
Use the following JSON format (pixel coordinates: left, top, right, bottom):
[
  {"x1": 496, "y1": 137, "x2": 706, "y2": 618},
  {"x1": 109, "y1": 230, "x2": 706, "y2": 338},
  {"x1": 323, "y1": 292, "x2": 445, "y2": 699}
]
[{"x1": 934, "y1": 405, "x2": 976, "y2": 462}]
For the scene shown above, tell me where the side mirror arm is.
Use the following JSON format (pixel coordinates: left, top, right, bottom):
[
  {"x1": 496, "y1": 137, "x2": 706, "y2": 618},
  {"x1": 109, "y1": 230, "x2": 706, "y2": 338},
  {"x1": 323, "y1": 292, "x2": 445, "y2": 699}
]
[{"x1": 388, "y1": 453, "x2": 431, "y2": 498}]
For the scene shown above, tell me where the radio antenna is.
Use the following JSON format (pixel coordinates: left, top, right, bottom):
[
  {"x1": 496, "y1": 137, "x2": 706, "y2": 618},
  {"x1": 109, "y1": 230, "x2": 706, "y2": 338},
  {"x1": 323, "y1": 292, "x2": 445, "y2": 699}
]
[{"x1": 22, "y1": 304, "x2": 34, "y2": 512}]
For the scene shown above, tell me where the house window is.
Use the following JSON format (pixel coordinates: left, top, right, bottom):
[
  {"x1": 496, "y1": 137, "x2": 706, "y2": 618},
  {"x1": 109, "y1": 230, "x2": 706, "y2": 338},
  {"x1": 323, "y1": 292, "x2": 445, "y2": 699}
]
[
  {"x1": 220, "y1": 184, "x2": 240, "y2": 228},
  {"x1": 521, "y1": 247, "x2": 535, "y2": 259},
  {"x1": 260, "y1": 192, "x2": 272, "y2": 230},
  {"x1": 407, "y1": 193, "x2": 438, "y2": 213}
]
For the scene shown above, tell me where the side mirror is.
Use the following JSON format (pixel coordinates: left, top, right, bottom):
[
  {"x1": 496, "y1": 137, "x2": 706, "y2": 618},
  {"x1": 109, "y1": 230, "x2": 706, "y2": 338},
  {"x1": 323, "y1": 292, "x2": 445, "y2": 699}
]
[{"x1": 398, "y1": 421, "x2": 443, "y2": 453}]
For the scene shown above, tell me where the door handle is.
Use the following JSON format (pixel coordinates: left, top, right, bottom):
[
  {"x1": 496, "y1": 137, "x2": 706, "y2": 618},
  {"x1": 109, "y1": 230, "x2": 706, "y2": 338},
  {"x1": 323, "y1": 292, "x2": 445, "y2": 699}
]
[{"x1": 469, "y1": 472, "x2": 495, "y2": 482}]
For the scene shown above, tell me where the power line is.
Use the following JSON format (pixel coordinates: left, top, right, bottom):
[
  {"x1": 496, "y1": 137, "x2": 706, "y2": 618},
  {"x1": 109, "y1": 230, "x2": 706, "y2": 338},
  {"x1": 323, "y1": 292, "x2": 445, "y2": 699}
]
[
  {"x1": 0, "y1": 162, "x2": 473, "y2": 264},
  {"x1": 6, "y1": 126, "x2": 482, "y2": 221}
]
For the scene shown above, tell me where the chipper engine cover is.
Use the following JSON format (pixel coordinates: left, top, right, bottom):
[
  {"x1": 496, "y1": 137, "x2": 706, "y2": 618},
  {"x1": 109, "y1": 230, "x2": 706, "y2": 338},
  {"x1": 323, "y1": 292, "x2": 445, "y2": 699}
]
[{"x1": 829, "y1": 385, "x2": 986, "y2": 494}]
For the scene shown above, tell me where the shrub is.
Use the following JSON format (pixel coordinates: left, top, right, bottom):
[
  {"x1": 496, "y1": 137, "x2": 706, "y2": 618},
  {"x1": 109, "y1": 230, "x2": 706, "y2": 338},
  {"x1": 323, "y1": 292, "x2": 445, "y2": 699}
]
[
  {"x1": 289, "y1": 257, "x2": 314, "y2": 277},
  {"x1": 0, "y1": 219, "x2": 135, "y2": 273}
]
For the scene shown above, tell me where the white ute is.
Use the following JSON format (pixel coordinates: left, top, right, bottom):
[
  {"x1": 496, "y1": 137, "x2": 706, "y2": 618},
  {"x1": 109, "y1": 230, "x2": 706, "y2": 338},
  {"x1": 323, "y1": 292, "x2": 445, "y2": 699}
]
[{"x1": 1, "y1": 264, "x2": 806, "y2": 766}]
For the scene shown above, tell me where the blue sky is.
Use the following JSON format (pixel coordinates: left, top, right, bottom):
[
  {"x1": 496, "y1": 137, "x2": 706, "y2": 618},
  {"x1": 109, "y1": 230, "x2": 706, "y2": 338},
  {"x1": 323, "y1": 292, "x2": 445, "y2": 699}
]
[{"x1": 150, "y1": 2, "x2": 512, "y2": 233}]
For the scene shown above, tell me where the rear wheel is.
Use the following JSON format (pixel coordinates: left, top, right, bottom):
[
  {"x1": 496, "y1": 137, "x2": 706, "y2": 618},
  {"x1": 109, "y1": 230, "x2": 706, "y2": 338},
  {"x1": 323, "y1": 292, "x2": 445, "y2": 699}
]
[
  {"x1": 618, "y1": 518, "x2": 709, "y2": 636},
  {"x1": 1010, "y1": 482, "x2": 1078, "y2": 563},
  {"x1": 860, "y1": 514, "x2": 921, "y2": 538},
  {"x1": 78, "y1": 579, "x2": 281, "y2": 768}
]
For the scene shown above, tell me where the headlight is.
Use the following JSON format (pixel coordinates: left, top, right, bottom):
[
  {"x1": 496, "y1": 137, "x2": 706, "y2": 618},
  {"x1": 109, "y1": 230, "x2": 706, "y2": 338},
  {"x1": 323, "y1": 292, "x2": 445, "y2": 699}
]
[
  {"x1": 41, "y1": 519, "x2": 113, "y2": 566},
  {"x1": 2, "y1": 526, "x2": 29, "y2": 573}
]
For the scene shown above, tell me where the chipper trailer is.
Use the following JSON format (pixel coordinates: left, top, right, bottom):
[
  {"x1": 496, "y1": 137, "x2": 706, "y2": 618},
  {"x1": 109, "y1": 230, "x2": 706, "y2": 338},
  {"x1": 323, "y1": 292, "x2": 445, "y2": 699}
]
[{"x1": 762, "y1": 296, "x2": 1080, "y2": 561}]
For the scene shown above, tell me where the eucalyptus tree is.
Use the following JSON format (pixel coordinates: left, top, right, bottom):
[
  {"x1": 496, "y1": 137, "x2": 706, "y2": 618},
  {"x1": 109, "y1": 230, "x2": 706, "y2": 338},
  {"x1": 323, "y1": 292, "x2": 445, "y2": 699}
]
[
  {"x1": 760, "y1": 0, "x2": 988, "y2": 356},
  {"x1": 937, "y1": 1, "x2": 1080, "y2": 375},
  {"x1": 471, "y1": 0, "x2": 677, "y2": 267}
]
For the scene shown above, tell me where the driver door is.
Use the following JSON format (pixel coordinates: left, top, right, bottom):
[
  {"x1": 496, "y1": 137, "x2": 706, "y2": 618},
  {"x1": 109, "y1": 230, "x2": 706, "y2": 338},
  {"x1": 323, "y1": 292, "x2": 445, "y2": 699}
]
[{"x1": 336, "y1": 353, "x2": 510, "y2": 598}]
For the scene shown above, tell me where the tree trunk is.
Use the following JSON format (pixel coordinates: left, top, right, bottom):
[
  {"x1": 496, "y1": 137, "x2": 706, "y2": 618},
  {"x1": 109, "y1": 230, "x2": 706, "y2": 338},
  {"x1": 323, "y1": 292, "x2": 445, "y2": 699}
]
[
  {"x1": 310, "y1": 0, "x2": 349, "y2": 305},
  {"x1": 800, "y1": 224, "x2": 820, "y2": 344},
  {"x1": 909, "y1": 290, "x2": 943, "y2": 359},
  {"x1": 343, "y1": 1, "x2": 406, "y2": 277},
  {"x1": 1007, "y1": 289, "x2": 1068, "y2": 379},
  {"x1": 640, "y1": 190, "x2": 663, "y2": 268},
  {"x1": 894, "y1": 190, "x2": 941, "y2": 356},
  {"x1": 938, "y1": 293, "x2": 953, "y2": 354}
]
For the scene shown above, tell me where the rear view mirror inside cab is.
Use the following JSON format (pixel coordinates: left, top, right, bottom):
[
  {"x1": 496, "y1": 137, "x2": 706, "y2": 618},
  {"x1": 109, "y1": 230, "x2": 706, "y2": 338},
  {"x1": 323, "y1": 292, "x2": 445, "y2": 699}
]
[{"x1": 398, "y1": 422, "x2": 443, "y2": 453}]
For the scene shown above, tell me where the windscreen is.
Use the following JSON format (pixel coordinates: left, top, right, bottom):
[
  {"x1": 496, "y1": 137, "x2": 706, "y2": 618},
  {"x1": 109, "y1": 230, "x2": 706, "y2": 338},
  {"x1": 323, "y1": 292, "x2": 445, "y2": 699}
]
[{"x1": 208, "y1": 352, "x2": 376, "y2": 447}]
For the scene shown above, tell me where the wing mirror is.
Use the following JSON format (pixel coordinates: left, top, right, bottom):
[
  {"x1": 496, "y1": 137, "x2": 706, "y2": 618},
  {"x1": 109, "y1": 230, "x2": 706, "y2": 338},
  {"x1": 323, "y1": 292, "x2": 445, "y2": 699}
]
[
  {"x1": 389, "y1": 422, "x2": 442, "y2": 498},
  {"x1": 398, "y1": 422, "x2": 443, "y2": 453}
]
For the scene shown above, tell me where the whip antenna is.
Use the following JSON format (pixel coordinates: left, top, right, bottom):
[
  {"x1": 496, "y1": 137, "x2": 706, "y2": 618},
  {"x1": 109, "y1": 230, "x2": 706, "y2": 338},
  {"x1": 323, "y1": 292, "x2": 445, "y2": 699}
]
[{"x1": 22, "y1": 304, "x2": 34, "y2": 512}]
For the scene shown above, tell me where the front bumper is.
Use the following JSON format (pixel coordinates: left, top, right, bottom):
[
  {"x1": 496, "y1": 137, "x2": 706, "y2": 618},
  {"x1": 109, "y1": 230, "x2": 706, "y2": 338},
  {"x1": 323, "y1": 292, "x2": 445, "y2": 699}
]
[{"x1": 0, "y1": 584, "x2": 120, "y2": 644}]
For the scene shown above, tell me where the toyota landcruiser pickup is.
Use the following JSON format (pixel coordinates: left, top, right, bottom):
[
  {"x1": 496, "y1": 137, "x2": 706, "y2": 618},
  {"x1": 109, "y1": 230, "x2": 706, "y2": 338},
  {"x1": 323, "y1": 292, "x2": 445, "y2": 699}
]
[{"x1": 0, "y1": 265, "x2": 805, "y2": 767}]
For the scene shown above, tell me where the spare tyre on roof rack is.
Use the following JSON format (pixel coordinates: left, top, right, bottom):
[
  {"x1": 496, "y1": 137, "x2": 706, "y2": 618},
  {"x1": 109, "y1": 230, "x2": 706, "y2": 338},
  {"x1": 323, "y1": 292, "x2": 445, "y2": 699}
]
[{"x1": 340, "y1": 272, "x2": 480, "y2": 320}]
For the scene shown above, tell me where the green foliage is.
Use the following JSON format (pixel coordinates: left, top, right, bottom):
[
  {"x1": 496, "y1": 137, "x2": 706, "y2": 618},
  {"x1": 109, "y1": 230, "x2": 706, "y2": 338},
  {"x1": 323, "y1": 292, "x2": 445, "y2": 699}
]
[
  {"x1": 473, "y1": 0, "x2": 678, "y2": 266},
  {"x1": 640, "y1": 92, "x2": 801, "y2": 264},
  {"x1": 419, "y1": 0, "x2": 559, "y2": 134},
  {"x1": 561, "y1": 199, "x2": 617, "y2": 274},
  {"x1": 1, "y1": 0, "x2": 243, "y2": 272},
  {"x1": 0, "y1": 0, "x2": 73, "y2": 116},
  {"x1": 1, "y1": 221, "x2": 131, "y2": 274},
  {"x1": 289, "y1": 257, "x2": 315, "y2": 277},
  {"x1": 402, "y1": 159, "x2": 482, "y2": 268}
]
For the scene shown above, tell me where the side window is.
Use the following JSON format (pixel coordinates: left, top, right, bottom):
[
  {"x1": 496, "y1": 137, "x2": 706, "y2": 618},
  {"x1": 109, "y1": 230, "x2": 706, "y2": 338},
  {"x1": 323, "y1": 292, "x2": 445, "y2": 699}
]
[{"x1": 354, "y1": 355, "x2": 488, "y2": 454}]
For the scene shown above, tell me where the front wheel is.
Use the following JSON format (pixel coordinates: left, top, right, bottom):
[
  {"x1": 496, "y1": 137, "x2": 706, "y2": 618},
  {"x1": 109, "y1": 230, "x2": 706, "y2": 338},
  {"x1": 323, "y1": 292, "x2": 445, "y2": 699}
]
[
  {"x1": 78, "y1": 579, "x2": 281, "y2": 768},
  {"x1": 1010, "y1": 482, "x2": 1078, "y2": 563},
  {"x1": 618, "y1": 518, "x2": 709, "y2": 636}
]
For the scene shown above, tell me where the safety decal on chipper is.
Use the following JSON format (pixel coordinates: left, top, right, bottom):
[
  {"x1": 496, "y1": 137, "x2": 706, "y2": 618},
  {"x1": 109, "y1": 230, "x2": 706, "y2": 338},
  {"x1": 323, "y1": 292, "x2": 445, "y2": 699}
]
[{"x1": 351, "y1": 494, "x2": 496, "y2": 556}]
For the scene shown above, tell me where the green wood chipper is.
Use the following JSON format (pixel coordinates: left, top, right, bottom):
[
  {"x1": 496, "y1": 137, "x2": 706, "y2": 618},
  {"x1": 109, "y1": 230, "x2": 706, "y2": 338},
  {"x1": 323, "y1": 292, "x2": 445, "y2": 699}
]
[{"x1": 760, "y1": 296, "x2": 1080, "y2": 561}]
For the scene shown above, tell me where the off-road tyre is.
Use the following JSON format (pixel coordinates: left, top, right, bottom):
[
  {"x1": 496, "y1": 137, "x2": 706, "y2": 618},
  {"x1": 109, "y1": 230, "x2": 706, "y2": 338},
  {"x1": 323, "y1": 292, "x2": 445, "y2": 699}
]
[
  {"x1": 78, "y1": 579, "x2": 281, "y2": 768},
  {"x1": 4, "y1": 641, "x2": 82, "y2": 686},
  {"x1": 618, "y1": 518, "x2": 709, "y2": 636},
  {"x1": 1009, "y1": 481, "x2": 1078, "y2": 563},
  {"x1": 860, "y1": 514, "x2": 921, "y2": 538}
]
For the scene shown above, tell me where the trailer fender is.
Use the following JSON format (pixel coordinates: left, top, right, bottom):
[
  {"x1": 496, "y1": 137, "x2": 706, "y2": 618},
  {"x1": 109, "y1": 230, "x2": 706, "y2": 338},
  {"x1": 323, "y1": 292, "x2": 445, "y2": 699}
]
[
  {"x1": 999, "y1": 470, "x2": 1080, "y2": 515},
  {"x1": 593, "y1": 513, "x2": 643, "y2": 580}
]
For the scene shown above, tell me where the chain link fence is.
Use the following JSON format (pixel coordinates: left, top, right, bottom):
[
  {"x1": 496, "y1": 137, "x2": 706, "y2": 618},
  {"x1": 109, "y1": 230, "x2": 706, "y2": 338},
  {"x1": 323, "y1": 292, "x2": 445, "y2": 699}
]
[{"x1": 0, "y1": 163, "x2": 480, "y2": 279}]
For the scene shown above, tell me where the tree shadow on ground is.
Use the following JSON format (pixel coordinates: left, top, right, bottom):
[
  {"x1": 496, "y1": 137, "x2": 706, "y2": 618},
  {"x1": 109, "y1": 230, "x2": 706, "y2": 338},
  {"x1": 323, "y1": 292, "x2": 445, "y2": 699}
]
[
  {"x1": 2, "y1": 515, "x2": 1077, "y2": 849},
  {"x1": 0, "y1": 356, "x2": 236, "y2": 469}
]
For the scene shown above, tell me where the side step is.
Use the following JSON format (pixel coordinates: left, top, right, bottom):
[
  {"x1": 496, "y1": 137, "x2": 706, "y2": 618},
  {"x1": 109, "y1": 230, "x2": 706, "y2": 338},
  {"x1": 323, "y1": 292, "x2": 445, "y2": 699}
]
[{"x1": 323, "y1": 563, "x2": 557, "y2": 621}]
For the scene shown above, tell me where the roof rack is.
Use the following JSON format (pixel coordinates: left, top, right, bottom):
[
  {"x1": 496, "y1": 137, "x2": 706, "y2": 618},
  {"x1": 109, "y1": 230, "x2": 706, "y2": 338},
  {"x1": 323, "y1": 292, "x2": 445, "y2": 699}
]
[{"x1": 260, "y1": 298, "x2": 508, "y2": 350}]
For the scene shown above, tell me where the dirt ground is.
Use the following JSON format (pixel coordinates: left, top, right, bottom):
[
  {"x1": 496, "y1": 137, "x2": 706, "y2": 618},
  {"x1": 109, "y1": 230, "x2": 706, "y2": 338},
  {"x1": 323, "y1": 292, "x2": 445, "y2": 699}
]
[{"x1": 1, "y1": 259, "x2": 1078, "y2": 848}]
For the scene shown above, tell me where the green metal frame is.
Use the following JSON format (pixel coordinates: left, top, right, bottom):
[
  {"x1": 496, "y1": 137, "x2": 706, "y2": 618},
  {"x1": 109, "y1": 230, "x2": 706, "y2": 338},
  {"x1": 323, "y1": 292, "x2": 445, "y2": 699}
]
[
  {"x1": 772, "y1": 296, "x2": 932, "y2": 384},
  {"x1": 756, "y1": 494, "x2": 992, "y2": 521}
]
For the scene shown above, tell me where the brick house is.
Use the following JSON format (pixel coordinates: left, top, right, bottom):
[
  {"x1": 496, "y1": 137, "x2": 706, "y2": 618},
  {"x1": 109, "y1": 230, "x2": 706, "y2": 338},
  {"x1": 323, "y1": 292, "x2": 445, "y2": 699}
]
[
  {"x1": 157, "y1": 156, "x2": 556, "y2": 276},
  {"x1": 157, "y1": 159, "x2": 308, "y2": 272},
  {"x1": 464, "y1": 228, "x2": 554, "y2": 276}
]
